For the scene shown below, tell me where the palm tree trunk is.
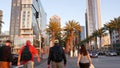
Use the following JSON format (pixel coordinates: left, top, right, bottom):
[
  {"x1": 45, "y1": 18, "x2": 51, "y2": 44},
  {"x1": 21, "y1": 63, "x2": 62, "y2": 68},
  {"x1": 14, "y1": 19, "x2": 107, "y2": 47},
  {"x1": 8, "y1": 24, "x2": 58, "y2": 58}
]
[
  {"x1": 69, "y1": 31, "x2": 74, "y2": 50},
  {"x1": 69, "y1": 31, "x2": 74, "y2": 57},
  {"x1": 65, "y1": 37, "x2": 70, "y2": 52},
  {"x1": 95, "y1": 37, "x2": 98, "y2": 49},
  {"x1": 99, "y1": 37, "x2": 102, "y2": 49},
  {"x1": 51, "y1": 32, "x2": 55, "y2": 47}
]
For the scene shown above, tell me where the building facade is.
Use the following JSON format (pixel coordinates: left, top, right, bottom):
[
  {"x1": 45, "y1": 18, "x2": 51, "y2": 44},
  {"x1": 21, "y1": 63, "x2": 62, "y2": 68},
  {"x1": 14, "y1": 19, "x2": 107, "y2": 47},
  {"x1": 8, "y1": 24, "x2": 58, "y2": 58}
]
[
  {"x1": 111, "y1": 30, "x2": 119, "y2": 44},
  {"x1": 39, "y1": 2, "x2": 47, "y2": 36},
  {"x1": 80, "y1": 26, "x2": 86, "y2": 40},
  {"x1": 10, "y1": 0, "x2": 46, "y2": 48},
  {"x1": 0, "y1": 35, "x2": 10, "y2": 44},
  {"x1": 0, "y1": 10, "x2": 3, "y2": 34},
  {"x1": 86, "y1": 0, "x2": 102, "y2": 49},
  {"x1": 86, "y1": 0, "x2": 102, "y2": 36},
  {"x1": 39, "y1": 2, "x2": 47, "y2": 48},
  {"x1": 0, "y1": 31, "x2": 10, "y2": 44}
]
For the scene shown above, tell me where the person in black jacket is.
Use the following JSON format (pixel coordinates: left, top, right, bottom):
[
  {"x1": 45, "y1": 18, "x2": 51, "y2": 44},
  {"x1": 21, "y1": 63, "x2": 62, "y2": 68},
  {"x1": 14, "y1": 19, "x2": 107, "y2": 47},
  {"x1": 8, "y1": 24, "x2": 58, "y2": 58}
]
[
  {"x1": 48, "y1": 39, "x2": 67, "y2": 68},
  {"x1": 0, "y1": 40, "x2": 12, "y2": 68}
]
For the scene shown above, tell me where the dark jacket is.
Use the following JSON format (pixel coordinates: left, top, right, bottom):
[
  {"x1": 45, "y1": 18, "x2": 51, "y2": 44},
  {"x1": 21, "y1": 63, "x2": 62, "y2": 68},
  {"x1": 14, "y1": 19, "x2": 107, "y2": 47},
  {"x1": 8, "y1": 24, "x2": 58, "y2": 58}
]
[
  {"x1": 0, "y1": 45, "x2": 12, "y2": 62},
  {"x1": 48, "y1": 45, "x2": 67, "y2": 65}
]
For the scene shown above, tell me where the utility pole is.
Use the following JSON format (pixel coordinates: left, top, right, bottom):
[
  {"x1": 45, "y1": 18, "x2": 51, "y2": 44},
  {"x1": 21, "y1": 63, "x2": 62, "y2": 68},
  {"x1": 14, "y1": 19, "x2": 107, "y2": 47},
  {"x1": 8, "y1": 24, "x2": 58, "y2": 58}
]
[{"x1": 0, "y1": 10, "x2": 4, "y2": 34}]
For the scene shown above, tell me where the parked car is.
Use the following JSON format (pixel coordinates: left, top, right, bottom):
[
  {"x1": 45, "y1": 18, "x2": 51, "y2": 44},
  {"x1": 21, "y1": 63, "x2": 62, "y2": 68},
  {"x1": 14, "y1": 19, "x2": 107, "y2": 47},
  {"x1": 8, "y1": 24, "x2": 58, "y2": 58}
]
[
  {"x1": 98, "y1": 51, "x2": 105, "y2": 55},
  {"x1": 12, "y1": 54, "x2": 19, "y2": 65},
  {"x1": 105, "y1": 51, "x2": 117, "y2": 56},
  {"x1": 0, "y1": 44, "x2": 4, "y2": 47},
  {"x1": 89, "y1": 51, "x2": 98, "y2": 58}
]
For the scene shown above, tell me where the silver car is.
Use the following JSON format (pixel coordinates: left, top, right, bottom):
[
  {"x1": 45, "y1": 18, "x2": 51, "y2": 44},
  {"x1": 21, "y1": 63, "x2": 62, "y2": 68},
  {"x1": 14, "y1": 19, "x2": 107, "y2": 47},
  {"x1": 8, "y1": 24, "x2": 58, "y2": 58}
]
[{"x1": 105, "y1": 51, "x2": 117, "y2": 56}]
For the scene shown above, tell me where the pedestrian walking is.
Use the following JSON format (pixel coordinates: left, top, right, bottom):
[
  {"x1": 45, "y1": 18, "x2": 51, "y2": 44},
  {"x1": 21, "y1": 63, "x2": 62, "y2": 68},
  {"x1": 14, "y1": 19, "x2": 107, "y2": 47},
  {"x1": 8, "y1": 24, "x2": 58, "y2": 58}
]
[
  {"x1": 77, "y1": 44, "x2": 92, "y2": 68},
  {"x1": 0, "y1": 40, "x2": 12, "y2": 68},
  {"x1": 48, "y1": 39, "x2": 67, "y2": 68},
  {"x1": 17, "y1": 40, "x2": 40, "y2": 68}
]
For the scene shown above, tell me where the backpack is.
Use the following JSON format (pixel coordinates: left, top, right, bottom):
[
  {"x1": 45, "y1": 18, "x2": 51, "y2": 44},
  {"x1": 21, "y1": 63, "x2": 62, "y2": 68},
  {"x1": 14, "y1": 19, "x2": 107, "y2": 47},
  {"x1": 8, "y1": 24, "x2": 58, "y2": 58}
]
[
  {"x1": 52, "y1": 46, "x2": 64, "y2": 62},
  {"x1": 21, "y1": 46, "x2": 32, "y2": 61}
]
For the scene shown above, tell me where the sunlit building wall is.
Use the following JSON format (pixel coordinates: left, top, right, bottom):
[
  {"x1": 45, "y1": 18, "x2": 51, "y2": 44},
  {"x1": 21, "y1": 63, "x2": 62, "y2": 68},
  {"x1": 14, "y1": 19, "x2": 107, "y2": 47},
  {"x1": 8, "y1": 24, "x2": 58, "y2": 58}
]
[
  {"x1": 86, "y1": 0, "x2": 102, "y2": 36},
  {"x1": 81, "y1": 26, "x2": 86, "y2": 40},
  {"x1": 10, "y1": 0, "x2": 45, "y2": 47},
  {"x1": 86, "y1": 0, "x2": 102, "y2": 49}
]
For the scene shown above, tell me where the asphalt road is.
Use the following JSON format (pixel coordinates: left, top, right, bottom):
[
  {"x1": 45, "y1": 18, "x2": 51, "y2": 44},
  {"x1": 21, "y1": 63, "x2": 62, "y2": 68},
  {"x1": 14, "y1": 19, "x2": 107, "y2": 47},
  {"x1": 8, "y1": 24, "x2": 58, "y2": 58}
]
[
  {"x1": 93, "y1": 56, "x2": 120, "y2": 68},
  {"x1": 36, "y1": 56, "x2": 120, "y2": 68}
]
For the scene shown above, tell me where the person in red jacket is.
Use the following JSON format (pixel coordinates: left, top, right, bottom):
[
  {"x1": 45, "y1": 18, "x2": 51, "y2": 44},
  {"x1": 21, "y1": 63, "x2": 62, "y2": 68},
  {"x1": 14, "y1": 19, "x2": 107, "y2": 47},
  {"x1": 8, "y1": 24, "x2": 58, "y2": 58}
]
[{"x1": 17, "y1": 40, "x2": 40, "y2": 68}]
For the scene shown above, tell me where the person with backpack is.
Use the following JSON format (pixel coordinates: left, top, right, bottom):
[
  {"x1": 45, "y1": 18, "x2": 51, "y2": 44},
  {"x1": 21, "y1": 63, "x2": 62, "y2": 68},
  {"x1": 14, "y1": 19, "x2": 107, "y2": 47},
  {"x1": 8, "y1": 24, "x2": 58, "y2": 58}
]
[
  {"x1": 17, "y1": 40, "x2": 40, "y2": 68},
  {"x1": 77, "y1": 44, "x2": 92, "y2": 68},
  {"x1": 47, "y1": 39, "x2": 67, "y2": 68},
  {"x1": 0, "y1": 40, "x2": 12, "y2": 68}
]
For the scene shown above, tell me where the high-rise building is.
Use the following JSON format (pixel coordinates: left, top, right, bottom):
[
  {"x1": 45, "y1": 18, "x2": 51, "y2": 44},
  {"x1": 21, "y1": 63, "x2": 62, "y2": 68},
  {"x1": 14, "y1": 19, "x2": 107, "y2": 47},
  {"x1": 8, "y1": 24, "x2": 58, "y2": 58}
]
[
  {"x1": 81, "y1": 26, "x2": 86, "y2": 40},
  {"x1": 86, "y1": 0, "x2": 102, "y2": 36},
  {"x1": 0, "y1": 10, "x2": 3, "y2": 34},
  {"x1": 86, "y1": 0, "x2": 102, "y2": 49},
  {"x1": 10, "y1": 0, "x2": 46, "y2": 47},
  {"x1": 39, "y1": 2, "x2": 47, "y2": 36}
]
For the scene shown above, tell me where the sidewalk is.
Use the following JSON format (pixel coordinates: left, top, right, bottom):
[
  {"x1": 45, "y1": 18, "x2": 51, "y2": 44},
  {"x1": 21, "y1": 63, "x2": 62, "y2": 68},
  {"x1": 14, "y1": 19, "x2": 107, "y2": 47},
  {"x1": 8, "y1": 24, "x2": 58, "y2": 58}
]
[{"x1": 35, "y1": 57, "x2": 79, "y2": 68}]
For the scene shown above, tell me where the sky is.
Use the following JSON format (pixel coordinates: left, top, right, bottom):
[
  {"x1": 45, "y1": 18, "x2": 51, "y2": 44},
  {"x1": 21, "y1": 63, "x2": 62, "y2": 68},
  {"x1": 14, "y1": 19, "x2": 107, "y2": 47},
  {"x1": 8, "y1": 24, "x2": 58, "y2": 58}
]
[{"x1": 0, "y1": 0, "x2": 120, "y2": 32}]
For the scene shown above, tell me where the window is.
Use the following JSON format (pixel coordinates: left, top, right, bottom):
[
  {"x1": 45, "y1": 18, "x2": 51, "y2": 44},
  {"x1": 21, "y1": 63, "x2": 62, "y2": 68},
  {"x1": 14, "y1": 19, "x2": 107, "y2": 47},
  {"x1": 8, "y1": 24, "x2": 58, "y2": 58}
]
[
  {"x1": 16, "y1": 24, "x2": 19, "y2": 27},
  {"x1": 22, "y1": 21, "x2": 24, "y2": 24},
  {"x1": 27, "y1": 4, "x2": 31, "y2": 8},
  {"x1": 23, "y1": 18, "x2": 25, "y2": 21},
  {"x1": 16, "y1": 26, "x2": 19, "y2": 28},
  {"x1": 27, "y1": 15, "x2": 30, "y2": 17},
  {"x1": 17, "y1": 3, "x2": 20, "y2": 6},
  {"x1": 11, "y1": 30, "x2": 14, "y2": 34},
  {"x1": 23, "y1": 11, "x2": 26, "y2": 14},
  {"x1": 13, "y1": 3, "x2": 16, "y2": 7},
  {"x1": 28, "y1": 11, "x2": 30, "y2": 14},
  {"x1": 22, "y1": 25, "x2": 25, "y2": 28},
  {"x1": 23, "y1": 5, "x2": 26, "y2": 8},
  {"x1": 27, "y1": 22, "x2": 29, "y2": 27},
  {"x1": 113, "y1": 36, "x2": 114, "y2": 39},
  {"x1": 116, "y1": 36, "x2": 118, "y2": 38},
  {"x1": 116, "y1": 40, "x2": 119, "y2": 43},
  {"x1": 23, "y1": 14, "x2": 25, "y2": 17},
  {"x1": 15, "y1": 30, "x2": 19, "y2": 34}
]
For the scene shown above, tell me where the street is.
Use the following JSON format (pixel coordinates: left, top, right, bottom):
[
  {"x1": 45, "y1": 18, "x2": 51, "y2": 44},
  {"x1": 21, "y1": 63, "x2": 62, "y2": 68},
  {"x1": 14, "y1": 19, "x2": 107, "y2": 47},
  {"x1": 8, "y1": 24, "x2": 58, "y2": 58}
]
[
  {"x1": 93, "y1": 56, "x2": 120, "y2": 68},
  {"x1": 36, "y1": 56, "x2": 120, "y2": 68}
]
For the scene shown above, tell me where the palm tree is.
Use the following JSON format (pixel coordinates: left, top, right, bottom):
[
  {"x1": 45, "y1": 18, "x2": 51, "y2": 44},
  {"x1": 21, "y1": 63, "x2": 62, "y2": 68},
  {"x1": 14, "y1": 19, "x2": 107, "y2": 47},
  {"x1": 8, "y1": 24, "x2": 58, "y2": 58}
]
[
  {"x1": 112, "y1": 17, "x2": 120, "y2": 43},
  {"x1": 64, "y1": 20, "x2": 82, "y2": 52},
  {"x1": 92, "y1": 30, "x2": 99, "y2": 49},
  {"x1": 45, "y1": 21, "x2": 62, "y2": 47},
  {"x1": 97, "y1": 27, "x2": 106, "y2": 48}
]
